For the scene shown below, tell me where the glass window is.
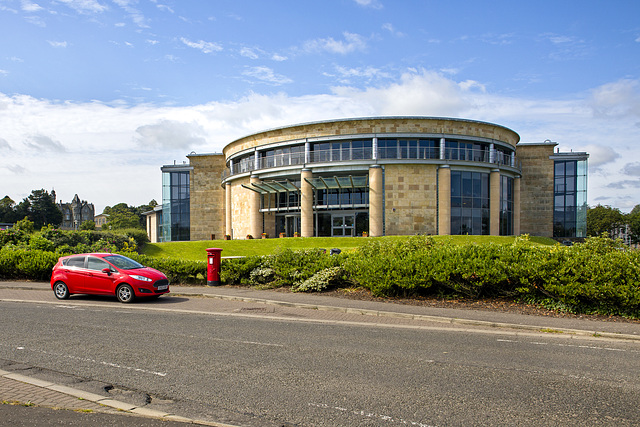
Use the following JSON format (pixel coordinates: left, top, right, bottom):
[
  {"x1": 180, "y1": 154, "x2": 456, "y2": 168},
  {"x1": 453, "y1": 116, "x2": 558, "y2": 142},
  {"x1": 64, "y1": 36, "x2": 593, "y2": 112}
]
[
  {"x1": 65, "y1": 256, "x2": 85, "y2": 268},
  {"x1": 553, "y1": 159, "x2": 587, "y2": 238},
  {"x1": 87, "y1": 257, "x2": 110, "y2": 271},
  {"x1": 450, "y1": 171, "x2": 489, "y2": 235}
]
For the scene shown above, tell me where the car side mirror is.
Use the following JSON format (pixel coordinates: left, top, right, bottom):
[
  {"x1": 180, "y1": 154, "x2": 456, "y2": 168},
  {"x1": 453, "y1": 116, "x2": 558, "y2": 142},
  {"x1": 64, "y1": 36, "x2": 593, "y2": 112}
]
[{"x1": 102, "y1": 267, "x2": 112, "y2": 275}]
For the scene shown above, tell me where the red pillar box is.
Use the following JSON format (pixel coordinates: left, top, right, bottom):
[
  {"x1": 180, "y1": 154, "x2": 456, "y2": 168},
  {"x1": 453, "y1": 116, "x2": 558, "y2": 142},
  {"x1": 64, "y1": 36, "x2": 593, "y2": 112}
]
[{"x1": 206, "y1": 248, "x2": 223, "y2": 286}]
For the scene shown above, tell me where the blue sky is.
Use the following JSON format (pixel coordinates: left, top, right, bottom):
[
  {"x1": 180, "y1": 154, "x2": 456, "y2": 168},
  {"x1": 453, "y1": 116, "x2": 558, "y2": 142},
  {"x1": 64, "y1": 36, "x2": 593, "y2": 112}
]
[{"x1": 1, "y1": 0, "x2": 639, "y2": 214}]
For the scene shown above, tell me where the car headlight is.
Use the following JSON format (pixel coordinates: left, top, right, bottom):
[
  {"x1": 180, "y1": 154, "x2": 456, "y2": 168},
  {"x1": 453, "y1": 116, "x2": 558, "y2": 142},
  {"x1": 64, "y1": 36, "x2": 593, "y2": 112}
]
[{"x1": 130, "y1": 275, "x2": 152, "y2": 282}]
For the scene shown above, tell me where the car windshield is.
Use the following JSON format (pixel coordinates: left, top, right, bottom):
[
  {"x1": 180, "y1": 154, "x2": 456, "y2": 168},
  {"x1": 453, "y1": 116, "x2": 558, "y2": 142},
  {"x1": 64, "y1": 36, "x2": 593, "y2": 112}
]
[{"x1": 103, "y1": 255, "x2": 144, "y2": 270}]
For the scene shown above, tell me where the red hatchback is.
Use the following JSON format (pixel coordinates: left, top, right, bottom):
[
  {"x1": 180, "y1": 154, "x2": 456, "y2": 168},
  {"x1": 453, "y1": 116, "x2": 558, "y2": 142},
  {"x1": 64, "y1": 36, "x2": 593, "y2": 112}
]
[{"x1": 50, "y1": 253, "x2": 170, "y2": 303}]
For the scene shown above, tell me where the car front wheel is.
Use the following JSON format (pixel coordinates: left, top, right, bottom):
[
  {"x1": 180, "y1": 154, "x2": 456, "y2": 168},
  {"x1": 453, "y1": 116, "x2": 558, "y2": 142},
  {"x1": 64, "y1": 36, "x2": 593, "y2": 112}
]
[
  {"x1": 116, "y1": 284, "x2": 135, "y2": 303},
  {"x1": 53, "y1": 282, "x2": 70, "y2": 300}
]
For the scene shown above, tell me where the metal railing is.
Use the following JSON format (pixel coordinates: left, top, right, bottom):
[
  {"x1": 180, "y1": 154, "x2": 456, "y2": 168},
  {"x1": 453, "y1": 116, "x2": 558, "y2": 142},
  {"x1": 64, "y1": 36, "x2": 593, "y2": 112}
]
[{"x1": 223, "y1": 146, "x2": 518, "y2": 178}]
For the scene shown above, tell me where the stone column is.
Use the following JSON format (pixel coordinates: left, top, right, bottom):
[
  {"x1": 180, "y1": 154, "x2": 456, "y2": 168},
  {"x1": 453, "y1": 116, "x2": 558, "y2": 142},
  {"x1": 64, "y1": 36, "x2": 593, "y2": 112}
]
[
  {"x1": 249, "y1": 175, "x2": 261, "y2": 238},
  {"x1": 439, "y1": 137, "x2": 446, "y2": 160},
  {"x1": 438, "y1": 165, "x2": 451, "y2": 235},
  {"x1": 514, "y1": 176, "x2": 521, "y2": 235},
  {"x1": 225, "y1": 182, "x2": 232, "y2": 238},
  {"x1": 490, "y1": 169, "x2": 501, "y2": 236},
  {"x1": 369, "y1": 165, "x2": 383, "y2": 237},
  {"x1": 300, "y1": 168, "x2": 313, "y2": 237}
]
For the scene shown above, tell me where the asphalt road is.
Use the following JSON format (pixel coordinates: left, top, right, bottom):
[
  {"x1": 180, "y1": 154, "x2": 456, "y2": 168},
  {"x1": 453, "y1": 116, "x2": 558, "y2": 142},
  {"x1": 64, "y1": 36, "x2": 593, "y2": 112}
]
[{"x1": 1, "y1": 296, "x2": 639, "y2": 426}]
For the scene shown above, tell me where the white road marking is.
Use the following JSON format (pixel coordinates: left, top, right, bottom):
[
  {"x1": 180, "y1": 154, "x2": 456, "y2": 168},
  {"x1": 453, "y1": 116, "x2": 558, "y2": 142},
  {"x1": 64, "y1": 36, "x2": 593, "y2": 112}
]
[
  {"x1": 309, "y1": 402, "x2": 435, "y2": 427},
  {"x1": 497, "y1": 339, "x2": 638, "y2": 353},
  {"x1": 4, "y1": 344, "x2": 167, "y2": 377}
]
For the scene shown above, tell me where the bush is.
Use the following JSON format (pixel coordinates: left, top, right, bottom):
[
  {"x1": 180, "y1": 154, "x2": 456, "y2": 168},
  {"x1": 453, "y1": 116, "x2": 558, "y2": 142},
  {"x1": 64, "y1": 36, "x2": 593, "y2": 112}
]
[
  {"x1": 0, "y1": 248, "x2": 59, "y2": 281},
  {"x1": 292, "y1": 267, "x2": 346, "y2": 292},
  {"x1": 125, "y1": 253, "x2": 207, "y2": 285}
]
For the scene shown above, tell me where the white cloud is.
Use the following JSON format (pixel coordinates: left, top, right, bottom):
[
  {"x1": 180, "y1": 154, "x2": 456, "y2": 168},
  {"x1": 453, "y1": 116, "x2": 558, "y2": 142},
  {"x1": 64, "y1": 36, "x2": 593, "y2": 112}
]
[
  {"x1": 112, "y1": 0, "x2": 148, "y2": 28},
  {"x1": 581, "y1": 144, "x2": 619, "y2": 168},
  {"x1": 57, "y1": 0, "x2": 108, "y2": 14},
  {"x1": 6, "y1": 164, "x2": 26, "y2": 174},
  {"x1": 303, "y1": 32, "x2": 367, "y2": 55},
  {"x1": 135, "y1": 120, "x2": 206, "y2": 149},
  {"x1": 382, "y1": 23, "x2": 404, "y2": 37},
  {"x1": 180, "y1": 37, "x2": 223, "y2": 54},
  {"x1": 0, "y1": 137, "x2": 11, "y2": 150},
  {"x1": 622, "y1": 162, "x2": 640, "y2": 176},
  {"x1": 242, "y1": 66, "x2": 293, "y2": 85},
  {"x1": 588, "y1": 78, "x2": 640, "y2": 122},
  {"x1": 240, "y1": 47, "x2": 259, "y2": 60},
  {"x1": 24, "y1": 134, "x2": 66, "y2": 152},
  {"x1": 271, "y1": 53, "x2": 288, "y2": 62},
  {"x1": 353, "y1": 0, "x2": 383, "y2": 9},
  {"x1": 333, "y1": 65, "x2": 391, "y2": 83},
  {"x1": 47, "y1": 40, "x2": 68, "y2": 48},
  {"x1": 21, "y1": 1, "x2": 43, "y2": 12}
]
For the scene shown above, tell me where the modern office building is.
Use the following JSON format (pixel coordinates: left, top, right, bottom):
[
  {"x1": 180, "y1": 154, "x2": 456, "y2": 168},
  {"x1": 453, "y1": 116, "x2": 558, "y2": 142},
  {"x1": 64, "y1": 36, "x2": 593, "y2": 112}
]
[{"x1": 148, "y1": 117, "x2": 588, "y2": 242}]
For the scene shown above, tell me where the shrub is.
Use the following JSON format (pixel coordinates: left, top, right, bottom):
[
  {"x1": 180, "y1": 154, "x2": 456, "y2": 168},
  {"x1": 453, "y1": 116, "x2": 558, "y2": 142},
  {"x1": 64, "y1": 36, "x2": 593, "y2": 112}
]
[
  {"x1": 220, "y1": 256, "x2": 264, "y2": 286},
  {"x1": 263, "y1": 248, "x2": 340, "y2": 288},
  {"x1": 0, "y1": 248, "x2": 59, "y2": 281},
  {"x1": 292, "y1": 266, "x2": 346, "y2": 292}
]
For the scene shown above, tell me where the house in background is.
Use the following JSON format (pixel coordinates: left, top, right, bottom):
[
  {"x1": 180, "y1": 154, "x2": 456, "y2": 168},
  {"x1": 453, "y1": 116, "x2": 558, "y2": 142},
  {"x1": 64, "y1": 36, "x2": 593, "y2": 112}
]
[
  {"x1": 94, "y1": 213, "x2": 110, "y2": 229},
  {"x1": 58, "y1": 194, "x2": 95, "y2": 230}
]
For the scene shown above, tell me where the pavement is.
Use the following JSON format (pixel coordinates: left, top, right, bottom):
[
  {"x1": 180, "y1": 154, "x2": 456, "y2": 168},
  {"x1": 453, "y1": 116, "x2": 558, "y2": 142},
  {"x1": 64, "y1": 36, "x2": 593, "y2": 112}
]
[{"x1": 1, "y1": 280, "x2": 639, "y2": 425}]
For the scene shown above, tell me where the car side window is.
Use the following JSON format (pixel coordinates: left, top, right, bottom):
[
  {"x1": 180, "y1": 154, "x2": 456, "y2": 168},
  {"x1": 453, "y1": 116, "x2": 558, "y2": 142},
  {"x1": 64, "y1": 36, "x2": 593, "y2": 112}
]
[
  {"x1": 87, "y1": 257, "x2": 111, "y2": 272},
  {"x1": 65, "y1": 256, "x2": 86, "y2": 268}
]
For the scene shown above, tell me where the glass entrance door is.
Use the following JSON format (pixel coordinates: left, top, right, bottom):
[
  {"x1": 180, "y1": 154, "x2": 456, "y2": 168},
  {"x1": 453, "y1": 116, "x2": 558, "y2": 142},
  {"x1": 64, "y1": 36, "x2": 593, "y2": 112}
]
[
  {"x1": 285, "y1": 215, "x2": 300, "y2": 237},
  {"x1": 332, "y1": 214, "x2": 355, "y2": 236}
]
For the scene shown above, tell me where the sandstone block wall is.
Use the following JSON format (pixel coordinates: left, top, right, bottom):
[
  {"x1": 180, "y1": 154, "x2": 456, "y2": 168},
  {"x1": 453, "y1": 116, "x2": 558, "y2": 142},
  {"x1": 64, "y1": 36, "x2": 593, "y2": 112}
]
[
  {"x1": 187, "y1": 154, "x2": 226, "y2": 241},
  {"x1": 384, "y1": 164, "x2": 438, "y2": 235},
  {"x1": 517, "y1": 144, "x2": 555, "y2": 237}
]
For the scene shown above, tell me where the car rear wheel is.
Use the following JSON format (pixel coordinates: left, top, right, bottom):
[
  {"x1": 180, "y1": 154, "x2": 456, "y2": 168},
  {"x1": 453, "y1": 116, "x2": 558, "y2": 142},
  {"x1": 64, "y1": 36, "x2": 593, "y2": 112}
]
[
  {"x1": 116, "y1": 284, "x2": 135, "y2": 303},
  {"x1": 53, "y1": 282, "x2": 70, "y2": 300}
]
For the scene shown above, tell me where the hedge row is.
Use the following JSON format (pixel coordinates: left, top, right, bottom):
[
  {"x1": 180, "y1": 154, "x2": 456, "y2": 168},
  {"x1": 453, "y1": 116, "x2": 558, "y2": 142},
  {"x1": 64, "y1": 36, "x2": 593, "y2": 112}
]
[
  {"x1": 220, "y1": 236, "x2": 640, "y2": 318},
  {"x1": 0, "y1": 227, "x2": 148, "y2": 254},
  {"x1": 1, "y1": 235, "x2": 638, "y2": 318}
]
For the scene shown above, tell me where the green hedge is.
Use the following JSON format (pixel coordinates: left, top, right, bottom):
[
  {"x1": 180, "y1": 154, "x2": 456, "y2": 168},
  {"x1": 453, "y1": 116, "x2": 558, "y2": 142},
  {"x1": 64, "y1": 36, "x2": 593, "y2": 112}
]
[
  {"x1": 1, "y1": 234, "x2": 638, "y2": 318},
  {"x1": 217, "y1": 235, "x2": 640, "y2": 318},
  {"x1": 0, "y1": 248, "x2": 59, "y2": 281}
]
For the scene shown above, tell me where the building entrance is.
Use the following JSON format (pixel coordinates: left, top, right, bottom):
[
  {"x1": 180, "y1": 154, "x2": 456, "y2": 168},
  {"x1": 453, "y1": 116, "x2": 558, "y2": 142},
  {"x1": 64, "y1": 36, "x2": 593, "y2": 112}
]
[
  {"x1": 332, "y1": 214, "x2": 355, "y2": 236},
  {"x1": 285, "y1": 215, "x2": 300, "y2": 237}
]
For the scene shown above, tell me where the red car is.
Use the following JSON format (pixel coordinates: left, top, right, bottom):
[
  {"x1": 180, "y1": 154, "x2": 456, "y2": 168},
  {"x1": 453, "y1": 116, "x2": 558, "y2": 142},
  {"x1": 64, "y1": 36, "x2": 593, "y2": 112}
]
[{"x1": 50, "y1": 253, "x2": 170, "y2": 303}]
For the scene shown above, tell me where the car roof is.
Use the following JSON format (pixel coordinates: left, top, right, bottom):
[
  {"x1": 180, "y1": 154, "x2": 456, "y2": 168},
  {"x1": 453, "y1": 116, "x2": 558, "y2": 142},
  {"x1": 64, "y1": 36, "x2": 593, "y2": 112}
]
[{"x1": 59, "y1": 253, "x2": 115, "y2": 259}]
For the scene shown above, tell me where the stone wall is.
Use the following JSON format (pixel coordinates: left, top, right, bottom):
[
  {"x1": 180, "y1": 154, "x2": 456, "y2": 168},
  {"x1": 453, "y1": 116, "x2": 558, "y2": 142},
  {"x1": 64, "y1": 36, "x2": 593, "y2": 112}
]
[
  {"x1": 228, "y1": 176, "x2": 252, "y2": 239},
  {"x1": 383, "y1": 164, "x2": 438, "y2": 235},
  {"x1": 187, "y1": 154, "x2": 226, "y2": 241},
  {"x1": 517, "y1": 143, "x2": 556, "y2": 237}
]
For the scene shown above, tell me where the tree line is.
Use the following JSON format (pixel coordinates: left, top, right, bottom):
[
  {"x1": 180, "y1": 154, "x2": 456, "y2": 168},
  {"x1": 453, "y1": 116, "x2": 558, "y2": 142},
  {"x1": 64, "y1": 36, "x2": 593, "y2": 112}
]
[
  {"x1": 0, "y1": 189, "x2": 157, "y2": 231},
  {"x1": 586, "y1": 204, "x2": 640, "y2": 243}
]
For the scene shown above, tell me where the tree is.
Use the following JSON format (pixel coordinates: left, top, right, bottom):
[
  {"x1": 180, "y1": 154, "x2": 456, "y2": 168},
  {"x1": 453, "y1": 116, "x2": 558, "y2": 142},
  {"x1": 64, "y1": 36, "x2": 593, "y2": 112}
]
[
  {"x1": 102, "y1": 201, "x2": 155, "y2": 230},
  {"x1": 0, "y1": 196, "x2": 18, "y2": 223},
  {"x1": 79, "y1": 220, "x2": 96, "y2": 230},
  {"x1": 628, "y1": 204, "x2": 640, "y2": 244},
  {"x1": 586, "y1": 205, "x2": 626, "y2": 237},
  {"x1": 15, "y1": 216, "x2": 35, "y2": 234},
  {"x1": 26, "y1": 189, "x2": 62, "y2": 229}
]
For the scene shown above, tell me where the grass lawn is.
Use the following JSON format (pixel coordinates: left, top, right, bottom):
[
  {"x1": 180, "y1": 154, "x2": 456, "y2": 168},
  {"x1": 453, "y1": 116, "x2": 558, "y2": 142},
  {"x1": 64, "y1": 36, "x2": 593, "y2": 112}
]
[{"x1": 141, "y1": 235, "x2": 557, "y2": 261}]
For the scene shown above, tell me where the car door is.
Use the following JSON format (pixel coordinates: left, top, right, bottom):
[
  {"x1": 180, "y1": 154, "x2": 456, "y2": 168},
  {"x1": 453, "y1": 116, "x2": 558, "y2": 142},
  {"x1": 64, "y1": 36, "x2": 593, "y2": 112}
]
[
  {"x1": 62, "y1": 255, "x2": 87, "y2": 293},
  {"x1": 84, "y1": 256, "x2": 116, "y2": 295}
]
